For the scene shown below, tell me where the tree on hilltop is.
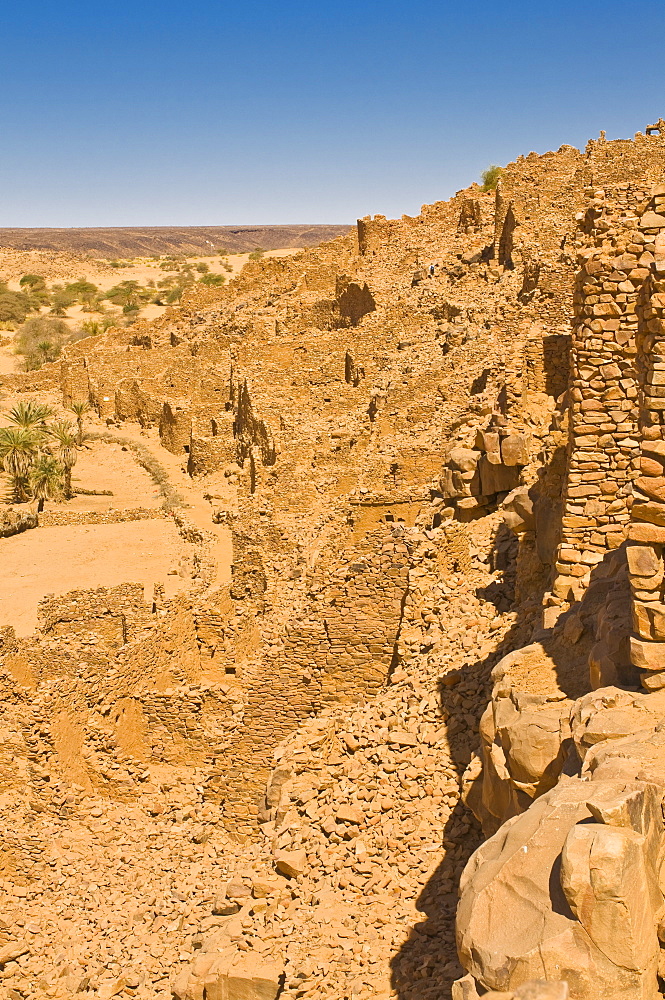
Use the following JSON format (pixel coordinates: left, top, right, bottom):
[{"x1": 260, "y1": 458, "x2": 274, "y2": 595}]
[{"x1": 481, "y1": 165, "x2": 503, "y2": 192}]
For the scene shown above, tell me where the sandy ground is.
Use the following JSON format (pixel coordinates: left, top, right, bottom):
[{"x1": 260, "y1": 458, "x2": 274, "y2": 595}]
[
  {"x1": 49, "y1": 439, "x2": 163, "y2": 514},
  {"x1": 104, "y1": 422, "x2": 234, "y2": 589},
  {"x1": 0, "y1": 423, "x2": 233, "y2": 635},
  {"x1": 0, "y1": 519, "x2": 188, "y2": 636},
  {"x1": 0, "y1": 348, "x2": 235, "y2": 635},
  {"x1": 0, "y1": 344, "x2": 18, "y2": 375}
]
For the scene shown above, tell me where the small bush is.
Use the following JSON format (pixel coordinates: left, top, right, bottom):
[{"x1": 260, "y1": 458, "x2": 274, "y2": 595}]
[
  {"x1": 105, "y1": 281, "x2": 151, "y2": 311},
  {"x1": 64, "y1": 278, "x2": 98, "y2": 305},
  {"x1": 49, "y1": 283, "x2": 77, "y2": 315},
  {"x1": 19, "y1": 274, "x2": 50, "y2": 309},
  {"x1": 481, "y1": 165, "x2": 503, "y2": 192},
  {"x1": 78, "y1": 317, "x2": 116, "y2": 338},
  {"x1": 199, "y1": 273, "x2": 225, "y2": 287}
]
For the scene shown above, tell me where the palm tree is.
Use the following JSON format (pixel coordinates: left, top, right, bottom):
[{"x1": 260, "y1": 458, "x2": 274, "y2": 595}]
[
  {"x1": 28, "y1": 455, "x2": 63, "y2": 512},
  {"x1": 47, "y1": 420, "x2": 78, "y2": 499},
  {"x1": 6, "y1": 400, "x2": 53, "y2": 430},
  {"x1": 0, "y1": 426, "x2": 39, "y2": 501},
  {"x1": 68, "y1": 401, "x2": 90, "y2": 446}
]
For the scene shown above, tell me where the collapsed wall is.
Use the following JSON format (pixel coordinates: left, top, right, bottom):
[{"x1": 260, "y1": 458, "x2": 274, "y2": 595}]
[{"x1": 7, "y1": 119, "x2": 665, "y2": 1000}]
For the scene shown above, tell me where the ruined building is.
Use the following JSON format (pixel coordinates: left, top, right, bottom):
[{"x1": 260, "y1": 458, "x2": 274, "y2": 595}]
[{"x1": 4, "y1": 120, "x2": 665, "y2": 1000}]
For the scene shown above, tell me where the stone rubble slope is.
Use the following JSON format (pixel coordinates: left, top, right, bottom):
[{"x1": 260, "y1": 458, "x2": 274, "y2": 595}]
[{"x1": 177, "y1": 517, "x2": 518, "y2": 1000}]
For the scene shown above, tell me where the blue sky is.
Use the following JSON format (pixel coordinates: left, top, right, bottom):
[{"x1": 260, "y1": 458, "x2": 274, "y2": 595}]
[{"x1": 1, "y1": 0, "x2": 664, "y2": 226}]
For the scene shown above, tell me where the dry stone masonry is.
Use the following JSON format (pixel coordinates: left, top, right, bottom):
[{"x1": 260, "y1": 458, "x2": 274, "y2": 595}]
[{"x1": 6, "y1": 119, "x2": 665, "y2": 1000}]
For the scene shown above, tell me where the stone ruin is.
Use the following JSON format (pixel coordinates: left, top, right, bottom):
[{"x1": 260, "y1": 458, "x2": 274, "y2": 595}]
[{"x1": 5, "y1": 120, "x2": 665, "y2": 1000}]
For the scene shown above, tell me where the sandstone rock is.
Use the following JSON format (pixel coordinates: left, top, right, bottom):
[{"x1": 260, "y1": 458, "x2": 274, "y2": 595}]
[
  {"x1": 213, "y1": 897, "x2": 241, "y2": 916},
  {"x1": 570, "y1": 688, "x2": 659, "y2": 763},
  {"x1": 628, "y1": 520, "x2": 665, "y2": 543},
  {"x1": 452, "y1": 973, "x2": 482, "y2": 1000},
  {"x1": 0, "y1": 942, "x2": 29, "y2": 966},
  {"x1": 561, "y1": 823, "x2": 659, "y2": 973},
  {"x1": 203, "y1": 954, "x2": 284, "y2": 1000},
  {"x1": 479, "y1": 456, "x2": 521, "y2": 497},
  {"x1": 630, "y1": 636, "x2": 665, "y2": 671},
  {"x1": 449, "y1": 447, "x2": 480, "y2": 473},
  {"x1": 631, "y1": 502, "x2": 665, "y2": 527},
  {"x1": 500, "y1": 434, "x2": 529, "y2": 467},
  {"x1": 626, "y1": 543, "x2": 661, "y2": 577},
  {"x1": 335, "y1": 803, "x2": 363, "y2": 824},
  {"x1": 514, "y1": 984, "x2": 568, "y2": 1000},
  {"x1": 639, "y1": 211, "x2": 665, "y2": 229},
  {"x1": 635, "y1": 476, "x2": 665, "y2": 503},
  {"x1": 274, "y1": 849, "x2": 307, "y2": 878},
  {"x1": 502, "y1": 487, "x2": 535, "y2": 534},
  {"x1": 457, "y1": 779, "x2": 663, "y2": 1000}
]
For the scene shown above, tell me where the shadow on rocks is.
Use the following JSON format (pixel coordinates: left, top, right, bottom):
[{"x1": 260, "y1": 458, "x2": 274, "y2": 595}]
[
  {"x1": 389, "y1": 518, "x2": 544, "y2": 999},
  {"x1": 389, "y1": 613, "x2": 527, "y2": 999}
]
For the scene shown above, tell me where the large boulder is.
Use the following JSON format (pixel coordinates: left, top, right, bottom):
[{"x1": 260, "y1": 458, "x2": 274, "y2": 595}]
[
  {"x1": 456, "y1": 778, "x2": 663, "y2": 1000},
  {"x1": 464, "y1": 643, "x2": 579, "y2": 834},
  {"x1": 479, "y1": 455, "x2": 521, "y2": 497},
  {"x1": 173, "y1": 948, "x2": 284, "y2": 1000}
]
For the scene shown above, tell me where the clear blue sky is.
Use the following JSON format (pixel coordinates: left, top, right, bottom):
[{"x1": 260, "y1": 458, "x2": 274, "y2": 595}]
[{"x1": 2, "y1": 0, "x2": 664, "y2": 227}]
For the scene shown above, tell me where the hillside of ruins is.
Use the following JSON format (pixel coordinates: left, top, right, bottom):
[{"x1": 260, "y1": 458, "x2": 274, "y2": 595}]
[{"x1": 5, "y1": 118, "x2": 665, "y2": 1000}]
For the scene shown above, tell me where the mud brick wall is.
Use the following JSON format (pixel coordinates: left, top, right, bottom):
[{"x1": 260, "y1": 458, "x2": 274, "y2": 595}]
[
  {"x1": 39, "y1": 508, "x2": 165, "y2": 527},
  {"x1": 188, "y1": 410, "x2": 236, "y2": 476},
  {"x1": 37, "y1": 584, "x2": 155, "y2": 642}
]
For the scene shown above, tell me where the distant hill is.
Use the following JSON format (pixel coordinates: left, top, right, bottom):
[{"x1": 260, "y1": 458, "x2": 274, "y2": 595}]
[{"x1": 0, "y1": 225, "x2": 353, "y2": 258}]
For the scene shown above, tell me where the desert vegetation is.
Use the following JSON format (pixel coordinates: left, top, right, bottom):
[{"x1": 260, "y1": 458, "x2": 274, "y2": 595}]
[
  {"x1": 0, "y1": 398, "x2": 88, "y2": 507},
  {"x1": 480, "y1": 164, "x2": 503, "y2": 191}
]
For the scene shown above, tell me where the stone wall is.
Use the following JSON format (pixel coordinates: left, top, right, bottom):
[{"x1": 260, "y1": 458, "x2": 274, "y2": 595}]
[{"x1": 627, "y1": 208, "x2": 665, "y2": 690}]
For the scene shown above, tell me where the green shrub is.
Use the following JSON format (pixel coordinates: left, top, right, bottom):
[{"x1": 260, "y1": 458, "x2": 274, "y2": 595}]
[
  {"x1": 78, "y1": 317, "x2": 116, "y2": 338},
  {"x1": 64, "y1": 278, "x2": 98, "y2": 305},
  {"x1": 19, "y1": 274, "x2": 50, "y2": 309},
  {"x1": 0, "y1": 284, "x2": 33, "y2": 324},
  {"x1": 105, "y1": 280, "x2": 151, "y2": 311},
  {"x1": 49, "y1": 283, "x2": 77, "y2": 315},
  {"x1": 481, "y1": 165, "x2": 503, "y2": 192},
  {"x1": 15, "y1": 316, "x2": 70, "y2": 369},
  {"x1": 199, "y1": 273, "x2": 225, "y2": 286}
]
